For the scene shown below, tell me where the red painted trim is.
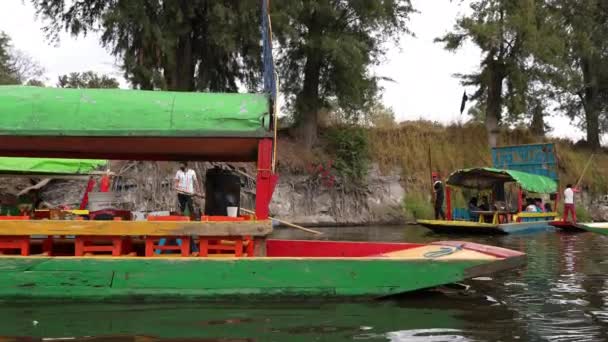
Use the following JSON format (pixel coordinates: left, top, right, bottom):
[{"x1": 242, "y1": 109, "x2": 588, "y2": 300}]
[
  {"x1": 255, "y1": 139, "x2": 275, "y2": 219},
  {"x1": 79, "y1": 177, "x2": 96, "y2": 210},
  {"x1": 266, "y1": 239, "x2": 424, "y2": 257}
]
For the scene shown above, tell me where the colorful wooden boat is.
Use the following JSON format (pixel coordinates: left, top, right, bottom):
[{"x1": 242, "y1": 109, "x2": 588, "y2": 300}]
[
  {"x1": 577, "y1": 223, "x2": 608, "y2": 235},
  {"x1": 0, "y1": 239, "x2": 524, "y2": 301},
  {"x1": 548, "y1": 220, "x2": 587, "y2": 233},
  {"x1": 0, "y1": 8, "x2": 525, "y2": 300},
  {"x1": 418, "y1": 168, "x2": 558, "y2": 234}
]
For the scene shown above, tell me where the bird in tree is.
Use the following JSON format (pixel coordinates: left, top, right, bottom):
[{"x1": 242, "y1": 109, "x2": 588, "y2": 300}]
[{"x1": 271, "y1": 0, "x2": 414, "y2": 147}]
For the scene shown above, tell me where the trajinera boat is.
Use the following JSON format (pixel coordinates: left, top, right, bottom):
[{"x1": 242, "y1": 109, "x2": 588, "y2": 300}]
[
  {"x1": 576, "y1": 223, "x2": 608, "y2": 235},
  {"x1": 0, "y1": 1, "x2": 525, "y2": 301},
  {"x1": 418, "y1": 167, "x2": 559, "y2": 234}
]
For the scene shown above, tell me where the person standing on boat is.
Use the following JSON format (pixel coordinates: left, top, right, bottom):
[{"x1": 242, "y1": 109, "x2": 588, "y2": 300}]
[
  {"x1": 174, "y1": 162, "x2": 200, "y2": 216},
  {"x1": 432, "y1": 173, "x2": 446, "y2": 220},
  {"x1": 563, "y1": 184, "x2": 577, "y2": 222}
]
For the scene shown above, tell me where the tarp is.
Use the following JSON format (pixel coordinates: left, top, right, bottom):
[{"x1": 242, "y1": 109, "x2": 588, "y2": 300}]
[
  {"x1": 447, "y1": 167, "x2": 558, "y2": 194},
  {"x1": 0, "y1": 157, "x2": 107, "y2": 175},
  {"x1": 0, "y1": 86, "x2": 270, "y2": 137}
]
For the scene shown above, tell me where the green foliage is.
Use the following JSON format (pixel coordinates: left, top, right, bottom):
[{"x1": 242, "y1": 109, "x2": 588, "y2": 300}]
[
  {"x1": 0, "y1": 32, "x2": 17, "y2": 85},
  {"x1": 324, "y1": 127, "x2": 370, "y2": 186},
  {"x1": 0, "y1": 32, "x2": 45, "y2": 85},
  {"x1": 272, "y1": 0, "x2": 414, "y2": 145},
  {"x1": 403, "y1": 193, "x2": 433, "y2": 220},
  {"x1": 436, "y1": 0, "x2": 559, "y2": 145},
  {"x1": 31, "y1": 0, "x2": 261, "y2": 92},
  {"x1": 57, "y1": 71, "x2": 119, "y2": 89}
]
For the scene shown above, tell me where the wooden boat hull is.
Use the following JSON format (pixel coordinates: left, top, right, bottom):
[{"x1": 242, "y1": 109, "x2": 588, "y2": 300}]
[
  {"x1": 578, "y1": 223, "x2": 608, "y2": 235},
  {"x1": 0, "y1": 240, "x2": 524, "y2": 302},
  {"x1": 418, "y1": 219, "x2": 553, "y2": 235},
  {"x1": 548, "y1": 221, "x2": 587, "y2": 233}
]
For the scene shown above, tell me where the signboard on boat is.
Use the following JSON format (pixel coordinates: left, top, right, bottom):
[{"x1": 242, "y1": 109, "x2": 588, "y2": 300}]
[{"x1": 492, "y1": 143, "x2": 558, "y2": 180}]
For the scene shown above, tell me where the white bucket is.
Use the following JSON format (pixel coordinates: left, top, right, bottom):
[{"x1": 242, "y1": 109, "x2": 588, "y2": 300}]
[{"x1": 227, "y1": 206, "x2": 238, "y2": 218}]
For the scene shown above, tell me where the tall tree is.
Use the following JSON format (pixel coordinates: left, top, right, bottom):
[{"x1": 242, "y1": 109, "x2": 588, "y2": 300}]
[
  {"x1": 57, "y1": 71, "x2": 119, "y2": 89},
  {"x1": 31, "y1": 0, "x2": 261, "y2": 92},
  {"x1": 543, "y1": 0, "x2": 608, "y2": 149},
  {"x1": 0, "y1": 32, "x2": 17, "y2": 85},
  {"x1": 271, "y1": 0, "x2": 413, "y2": 147},
  {"x1": 437, "y1": 0, "x2": 551, "y2": 147},
  {"x1": 0, "y1": 31, "x2": 45, "y2": 85}
]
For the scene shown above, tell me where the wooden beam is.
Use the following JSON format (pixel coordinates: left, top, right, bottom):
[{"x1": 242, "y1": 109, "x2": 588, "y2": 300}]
[{"x1": 0, "y1": 220, "x2": 272, "y2": 237}]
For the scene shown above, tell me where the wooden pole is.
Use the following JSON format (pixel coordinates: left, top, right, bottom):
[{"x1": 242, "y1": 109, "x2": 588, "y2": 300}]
[
  {"x1": 575, "y1": 154, "x2": 594, "y2": 190},
  {"x1": 240, "y1": 208, "x2": 323, "y2": 235}
]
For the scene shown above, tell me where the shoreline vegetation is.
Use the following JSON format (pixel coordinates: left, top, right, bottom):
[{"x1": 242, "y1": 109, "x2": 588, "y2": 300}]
[{"x1": 276, "y1": 120, "x2": 607, "y2": 223}]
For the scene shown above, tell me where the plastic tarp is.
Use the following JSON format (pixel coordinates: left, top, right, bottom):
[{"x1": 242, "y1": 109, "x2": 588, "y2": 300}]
[
  {"x1": 447, "y1": 167, "x2": 558, "y2": 194},
  {"x1": 0, "y1": 157, "x2": 107, "y2": 175},
  {"x1": 0, "y1": 86, "x2": 270, "y2": 136}
]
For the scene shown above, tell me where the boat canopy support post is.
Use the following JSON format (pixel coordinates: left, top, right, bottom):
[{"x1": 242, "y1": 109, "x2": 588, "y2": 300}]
[
  {"x1": 255, "y1": 138, "x2": 277, "y2": 220},
  {"x1": 517, "y1": 187, "x2": 523, "y2": 222},
  {"x1": 446, "y1": 186, "x2": 452, "y2": 221}
]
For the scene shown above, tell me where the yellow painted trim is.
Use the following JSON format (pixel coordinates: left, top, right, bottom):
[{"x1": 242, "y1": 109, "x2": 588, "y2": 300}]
[
  {"x1": 417, "y1": 219, "x2": 498, "y2": 228},
  {"x1": 0, "y1": 220, "x2": 272, "y2": 236}
]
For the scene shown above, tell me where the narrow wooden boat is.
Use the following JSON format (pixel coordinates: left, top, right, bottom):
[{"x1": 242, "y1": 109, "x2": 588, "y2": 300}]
[
  {"x1": 418, "y1": 167, "x2": 558, "y2": 235},
  {"x1": 0, "y1": 239, "x2": 524, "y2": 301},
  {"x1": 577, "y1": 223, "x2": 608, "y2": 235},
  {"x1": 548, "y1": 220, "x2": 587, "y2": 233}
]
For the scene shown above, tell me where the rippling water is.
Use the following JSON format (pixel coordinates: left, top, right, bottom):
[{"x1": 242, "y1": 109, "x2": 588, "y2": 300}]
[{"x1": 2, "y1": 225, "x2": 608, "y2": 341}]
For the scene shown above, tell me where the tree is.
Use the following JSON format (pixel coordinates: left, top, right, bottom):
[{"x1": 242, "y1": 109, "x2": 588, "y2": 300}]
[
  {"x1": 31, "y1": 0, "x2": 261, "y2": 92},
  {"x1": 0, "y1": 31, "x2": 45, "y2": 85},
  {"x1": 57, "y1": 71, "x2": 119, "y2": 89},
  {"x1": 437, "y1": 0, "x2": 553, "y2": 147},
  {"x1": 0, "y1": 32, "x2": 18, "y2": 85},
  {"x1": 271, "y1": 0, "x2": 414, "y2": 147},
  {"x1": 542, "y1": 0, "x2": 608, "y2": 149}
]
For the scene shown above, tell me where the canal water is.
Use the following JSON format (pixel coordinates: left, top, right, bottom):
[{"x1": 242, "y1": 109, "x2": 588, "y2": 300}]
[{"x1": 2, "y1": 225, "x2": 608, "y2": 341}]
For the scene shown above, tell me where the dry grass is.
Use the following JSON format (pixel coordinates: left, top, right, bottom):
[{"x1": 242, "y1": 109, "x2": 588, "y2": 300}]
[{"x1": 368, "y1": 120, "x2": 608, "y2": 195}]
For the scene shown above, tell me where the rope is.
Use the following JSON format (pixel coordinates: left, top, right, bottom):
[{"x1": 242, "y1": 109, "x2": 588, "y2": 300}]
[{"x1": 423, "y1": 246, "x2": 463, "y2": 259}]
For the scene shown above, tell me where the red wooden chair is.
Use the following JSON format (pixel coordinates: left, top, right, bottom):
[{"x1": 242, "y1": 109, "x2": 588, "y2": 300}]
[{"x1": 0, "y1": 216, "x2": 30, "y2": 256}]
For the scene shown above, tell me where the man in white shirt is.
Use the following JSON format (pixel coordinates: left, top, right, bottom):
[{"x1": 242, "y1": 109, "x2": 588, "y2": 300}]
[
  {"x1": 174, "y1": 162, "x2": 200, "y2": 215},
  {"x1": 563, "y1": 183, "x2": 576, "y2": 222}
]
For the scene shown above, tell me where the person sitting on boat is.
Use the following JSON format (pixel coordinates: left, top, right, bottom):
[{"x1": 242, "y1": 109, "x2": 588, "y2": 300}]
[
  {"x1": 432, "y1": 173, "x2": 446, "y2": 220},
  {"x1": 525, "y1": 198, "x2": 538, "y2": 212},
  {"x1": 479, "y1": 196, "x2": 490, "y2": 211},
  {"x1": 563, "y1": 184, "x2": 577, "y2": 222},
  {"x1": 534, "y1": 198, "x2": 544, "y2": 212},
  {"x1": 544, "y1": 202, "x2": 553, "y2": 212},
  {"x1": 468, "y1": 197, "x2": 479, "y2": 211},
  {"x1": 174, "y1": 162, "x2": 200, "y2": 216}
]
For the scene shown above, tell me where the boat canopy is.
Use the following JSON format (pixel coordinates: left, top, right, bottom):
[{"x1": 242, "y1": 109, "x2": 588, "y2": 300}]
[
  {"x1": 447, "y1": 167, "x2": 558, "y2": 194},
  {"x1": 0, "y1": 157, "x2": 106, "y2": 175},
  {"x1": 0, "y1": 86, "x2": 272, "y2": 161}
]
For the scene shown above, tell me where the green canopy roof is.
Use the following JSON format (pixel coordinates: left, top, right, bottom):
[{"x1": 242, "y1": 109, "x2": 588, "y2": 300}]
[
  {"x1": 0, "y1": 86, "x2": 270, "y2": 137},
  {"x1": 0, "y1": 157, "x2": 107, "y2": 175},
  {"x1": 447, "y1": 167, "x2": 558, "y2": 194}
]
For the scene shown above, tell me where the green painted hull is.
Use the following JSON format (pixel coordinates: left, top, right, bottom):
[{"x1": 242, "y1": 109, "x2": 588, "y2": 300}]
[
  {"x1": 0, "y1": 256, "x2": 517, "y2": 302},
  {"x1": 579, "y1": 223, "x2": 608, "y2": 235}
]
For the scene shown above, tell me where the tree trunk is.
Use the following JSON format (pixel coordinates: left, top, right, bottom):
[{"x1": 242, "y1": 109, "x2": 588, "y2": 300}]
[
  {"x1": 581, "y1": 57, "x2": 601, "y2": 150},
  {"x1": 485, "y1": 59, "x2": 504, "y2": 148},
  {"x1": 296, "y1": 15, "x2": 323, "y2": 148},
  {"x1": 530, "y1": 103, "x2": 545, "y2": 137}
]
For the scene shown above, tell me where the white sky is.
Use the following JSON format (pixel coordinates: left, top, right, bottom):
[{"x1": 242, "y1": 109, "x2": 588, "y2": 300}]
[{"x1": 0, "y1": 0, "x2": 593, "y2": 143}]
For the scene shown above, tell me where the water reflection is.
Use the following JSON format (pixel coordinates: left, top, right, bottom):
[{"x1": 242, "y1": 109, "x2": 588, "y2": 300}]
[{"x1": 1, "y1": 225, "x2": 608, "y2": 341}]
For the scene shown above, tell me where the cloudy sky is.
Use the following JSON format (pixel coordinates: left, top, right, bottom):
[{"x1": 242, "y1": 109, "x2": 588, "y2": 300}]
[{"x1": 0, "y1": 0, "x2": 589, "y2": 143}]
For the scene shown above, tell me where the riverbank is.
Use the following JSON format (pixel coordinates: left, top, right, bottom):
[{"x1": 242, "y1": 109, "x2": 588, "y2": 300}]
[{"x1": 5, "y1": 121, "x2": 607, "y2": 226}]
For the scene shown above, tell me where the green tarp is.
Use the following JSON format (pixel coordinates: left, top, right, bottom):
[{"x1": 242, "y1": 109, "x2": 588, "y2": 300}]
[
  {"x1": 0, "y1": 86, "x2": 270, "y2": 136},
  {"x1": 0, "y1": 157, "x2": 107, "y2": 174},
  {"x1": 447, "y1": 167, "x2": 558, "y2": 194}
]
